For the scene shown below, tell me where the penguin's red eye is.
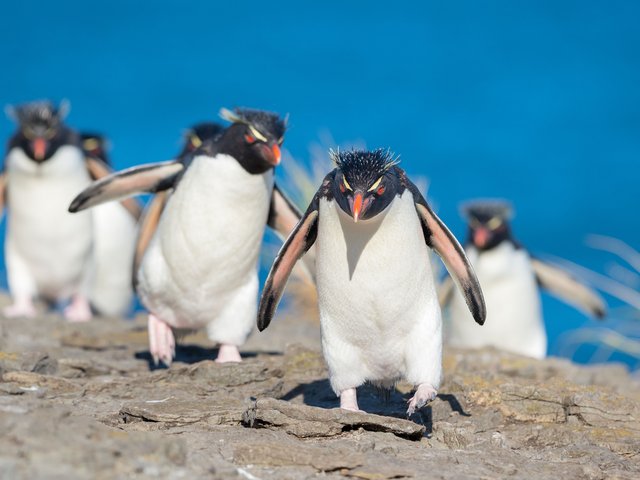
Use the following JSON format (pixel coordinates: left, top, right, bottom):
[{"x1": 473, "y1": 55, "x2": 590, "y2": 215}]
[
  {"x1": 339, "y1": 182, "x2": 346, "y2": 193},
  {"x1": 244, "y1": 134, "x2": 256, "y2": 144},
  {"x1": 376, "y1": 185, "x2": 385, "y2": 195}
]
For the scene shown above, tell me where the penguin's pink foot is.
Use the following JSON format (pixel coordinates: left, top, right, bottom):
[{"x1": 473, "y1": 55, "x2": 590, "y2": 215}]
[
  {"x1": 407, "y1": 383, "x2": 438, "y2": 415},
  {"x1": 64, "y1": 295, "x2": 92, "y2": 322},
  {"x1": 340, "y1": 388, "x2": 365, "y2": 413},
  {"x1": 215, "y1": 344, "x2": 242, "y2": 363},
  {"x1": 148, "y1": 314, "x2": 175, "y2": 366},
  {"x1": 3, "y1": 296, "x2": 37, "y2": 318}
]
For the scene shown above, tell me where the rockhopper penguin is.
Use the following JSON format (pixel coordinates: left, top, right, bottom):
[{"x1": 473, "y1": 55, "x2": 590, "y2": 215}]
[
  {"x1": 258, "y1": 149, "x2": 486, "y2": 415},
  {"x1": 1, "y1": 100, "x2": 140, "y2": 321},
  {"x1": 69, "y1": 108, "x2": 306, "y2": 365},
  {"x1": 441, "y1": 200, "x2": 606, "y2": 359}
]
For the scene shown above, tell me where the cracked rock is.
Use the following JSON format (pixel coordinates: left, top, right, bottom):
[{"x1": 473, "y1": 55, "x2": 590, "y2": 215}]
[
  {"x1": 119, "y1": 397, "x2": 244, "y2": 429},
  {"x1": 242, "y1": 397, "x2": 425, "y2": 440}
]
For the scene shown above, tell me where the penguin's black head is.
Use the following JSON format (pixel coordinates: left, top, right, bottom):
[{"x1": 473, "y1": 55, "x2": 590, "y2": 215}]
[
  {"x1": 217, "y1": 107, "x2": 286, "y2": 173},
  {"x1": 331, "y1": 148, "x2": 400, "y2": 222},
  {"x1": 461, "y1": 200, "x2": 514, "y2": 251},
  {"x1": 179, "y1": 122, "x2": 224, "y2": 157},
  {"x1": 6, "y1": 100, "x2": 72, "y2": 162},
  {"x1": 81, "y1": 132, "x2": 110, "y2": 164}
]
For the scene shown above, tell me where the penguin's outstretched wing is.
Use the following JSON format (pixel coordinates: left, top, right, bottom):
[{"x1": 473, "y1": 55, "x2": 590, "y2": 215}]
[
  {"x1": 400, "y1": 172, "x2": 486, "y2": 325},
  {"x1": 258, "y1": 180, "x2": 328, "y2": 331},
  {"x1": 267, "y1": 183, "x2": 316, "y2": 281},
  {"x1": 84, "y1": 156, "x2": 143, "y2": 219},
  {"x1": 69, "y1": 161, "x2": 183, "y2": 213},
  {"x1": 531, "y1": 258, "x2": 606, "y2": 319},
  {"x1": 132, "y1": 190, "x2": 171, "y2": 287}
]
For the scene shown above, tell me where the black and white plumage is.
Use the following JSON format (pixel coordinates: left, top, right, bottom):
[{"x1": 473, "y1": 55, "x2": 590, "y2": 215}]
[
  {"x1": 69, "y1": 108, "x2": 303, "y2": 365},
  {"x1": 1, "y1": 100, "x2": 140, "y2": 321},
  {"x1": 258, "y1": 149, "x2": 485, "y2": 415},
  {"x1": 441, "y1": 199, "x2": 606, "y2": 359}
]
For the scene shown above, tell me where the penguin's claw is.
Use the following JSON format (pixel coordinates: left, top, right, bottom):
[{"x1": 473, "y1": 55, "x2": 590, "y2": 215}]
[
  {"x1": 148, "y1": 314, "x2": 175, "y2": 366},
  {"x1": 64, "y1": 295, "x2": 92, "y2": 322},
  {"x1": 215, "y1": 344, "x2": 242, "y2": 363},
  {"x1": 407, "y1": 383, "x2": 437, "y2": 416}
]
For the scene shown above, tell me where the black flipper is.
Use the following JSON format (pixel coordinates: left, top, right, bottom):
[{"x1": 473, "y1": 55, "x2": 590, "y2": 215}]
[
  {"x1": 267, "y1": 183, "x2": 316, "y2": 281},
  {"x1": 531, "y1": 258, "x2": 607, "y2": 319},
  {"x1": 258, "y1": 183, "x2": 327, "y2": 331},
  {"x1": 399, "y1": 170, "x2": 486, "y2": 325},
  {"x1": 69, "y1": 161, "x2": 183, "y2": 213}
]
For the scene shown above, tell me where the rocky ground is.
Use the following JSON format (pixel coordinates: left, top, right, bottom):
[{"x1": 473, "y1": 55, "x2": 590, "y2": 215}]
[{"x1": 0, "y1": 295, "x2": 639, "y2": 480}]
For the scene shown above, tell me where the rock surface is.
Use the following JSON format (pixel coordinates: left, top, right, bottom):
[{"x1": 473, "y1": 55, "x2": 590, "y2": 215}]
[{"x1": 0, "y1": 298, "x2": 639, "y2": 479}]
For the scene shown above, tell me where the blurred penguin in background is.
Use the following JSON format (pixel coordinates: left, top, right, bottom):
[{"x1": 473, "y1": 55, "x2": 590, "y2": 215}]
[
  {"x1": 79, "y1": 132, "x2": 140, "y2": 317},
  {"x1": 69, "y1": 108, "x2": 306, "y2": 365},
  {"x1": 1, "y1": 100, "x2": 141, "y2": 321},
  {"x1": 441, "y1": 199, "x2": 606, "y2": 359}
]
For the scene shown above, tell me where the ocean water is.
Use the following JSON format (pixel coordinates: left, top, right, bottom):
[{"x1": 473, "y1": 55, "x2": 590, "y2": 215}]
[{"x1": 1, "y1": 1, "x2": 638, "y2": 366}]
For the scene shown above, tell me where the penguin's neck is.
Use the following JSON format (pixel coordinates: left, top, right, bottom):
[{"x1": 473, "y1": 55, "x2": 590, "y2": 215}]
[
  {"x1": 7, "y1": 145, "x2": 88, "y2": 177},
  {"x1": 469, "y1": 240, "x2": 525, "y2": 280}
]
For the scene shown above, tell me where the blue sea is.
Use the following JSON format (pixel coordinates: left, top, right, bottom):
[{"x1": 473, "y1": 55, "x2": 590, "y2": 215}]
[{"x1": 1, "y1": 1, "x2": 638, "y2": 367}]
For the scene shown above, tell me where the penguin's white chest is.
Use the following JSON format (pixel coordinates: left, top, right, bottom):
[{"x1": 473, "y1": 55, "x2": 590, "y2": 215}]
[
  {"x1": 446, "y1": 242, "x2": 546, "y2": 358},
  {"x1": 138, "y1": 154, "x2": 273, "y2": 329},
  {"x1": 4, "y1": 146, "x2": 93, "y2": 298},
  {"x1": 316, "y1": 191, "x2": 442, "y2": 391}
]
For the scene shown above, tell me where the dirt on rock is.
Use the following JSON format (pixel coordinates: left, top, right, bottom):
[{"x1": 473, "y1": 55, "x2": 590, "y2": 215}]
[{"x1": 0, "y1": 295, "x2": 639, "y2": 479}]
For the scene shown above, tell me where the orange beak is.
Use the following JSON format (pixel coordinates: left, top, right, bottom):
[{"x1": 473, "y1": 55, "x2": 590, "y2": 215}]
[
  {"x1": 474, "y1": 227, "x2": 489, "y2": 248},
  {"x1": 352, "y1": 192, "x2": 364, "y2": 222},
  {"x1": 271, "y1": 144, "x2": 281, "y2": 166},
  {"x1": 33, "y1": 138, "x2": 47, "y2": 161}
]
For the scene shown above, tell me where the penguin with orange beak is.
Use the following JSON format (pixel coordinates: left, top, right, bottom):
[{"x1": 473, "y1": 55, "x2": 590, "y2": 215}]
[
  {"x1": 258, "y1": 149, "x2": 485, "y2": 415},
  {"x1": 1, "y1": 100, "x2": 141, "y2": 321},
  {"x1": 70, "y1": 107, "x2": 305, "y2": 365},
  {"x1": 6, "y1": 100, "x2": 73, "y2": 163},
  {"x1": 441, "y1": 200, "x2": 606, "y2": 359}
]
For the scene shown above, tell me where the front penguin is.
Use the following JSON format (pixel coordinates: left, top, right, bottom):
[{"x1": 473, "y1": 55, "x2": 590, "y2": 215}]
[{"x1": 258, "y1": 149, "x2": 485, "y2": 415}]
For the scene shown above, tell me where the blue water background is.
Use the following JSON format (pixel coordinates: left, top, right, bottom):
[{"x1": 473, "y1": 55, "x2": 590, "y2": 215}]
[{"x1": 1, "y1": 1, "x2": 638, "y2": 366}]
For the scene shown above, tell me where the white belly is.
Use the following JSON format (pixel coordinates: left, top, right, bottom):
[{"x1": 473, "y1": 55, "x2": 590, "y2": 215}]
[
  {"x1": 137, "y1": 154, "x2": 272, "y2": 343},
  {"x1": 88, "y1": 201, "x2": 137, "y2": 316},
  {"x1": 4, "y1": 146, "x2": 93, "y2": 299},
  {"x1": 446, "y1": 242, "x2": 547, "y2": 358},
  {"x1": 316, "y1": 191, "x2": 442, "y2": 393}
]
